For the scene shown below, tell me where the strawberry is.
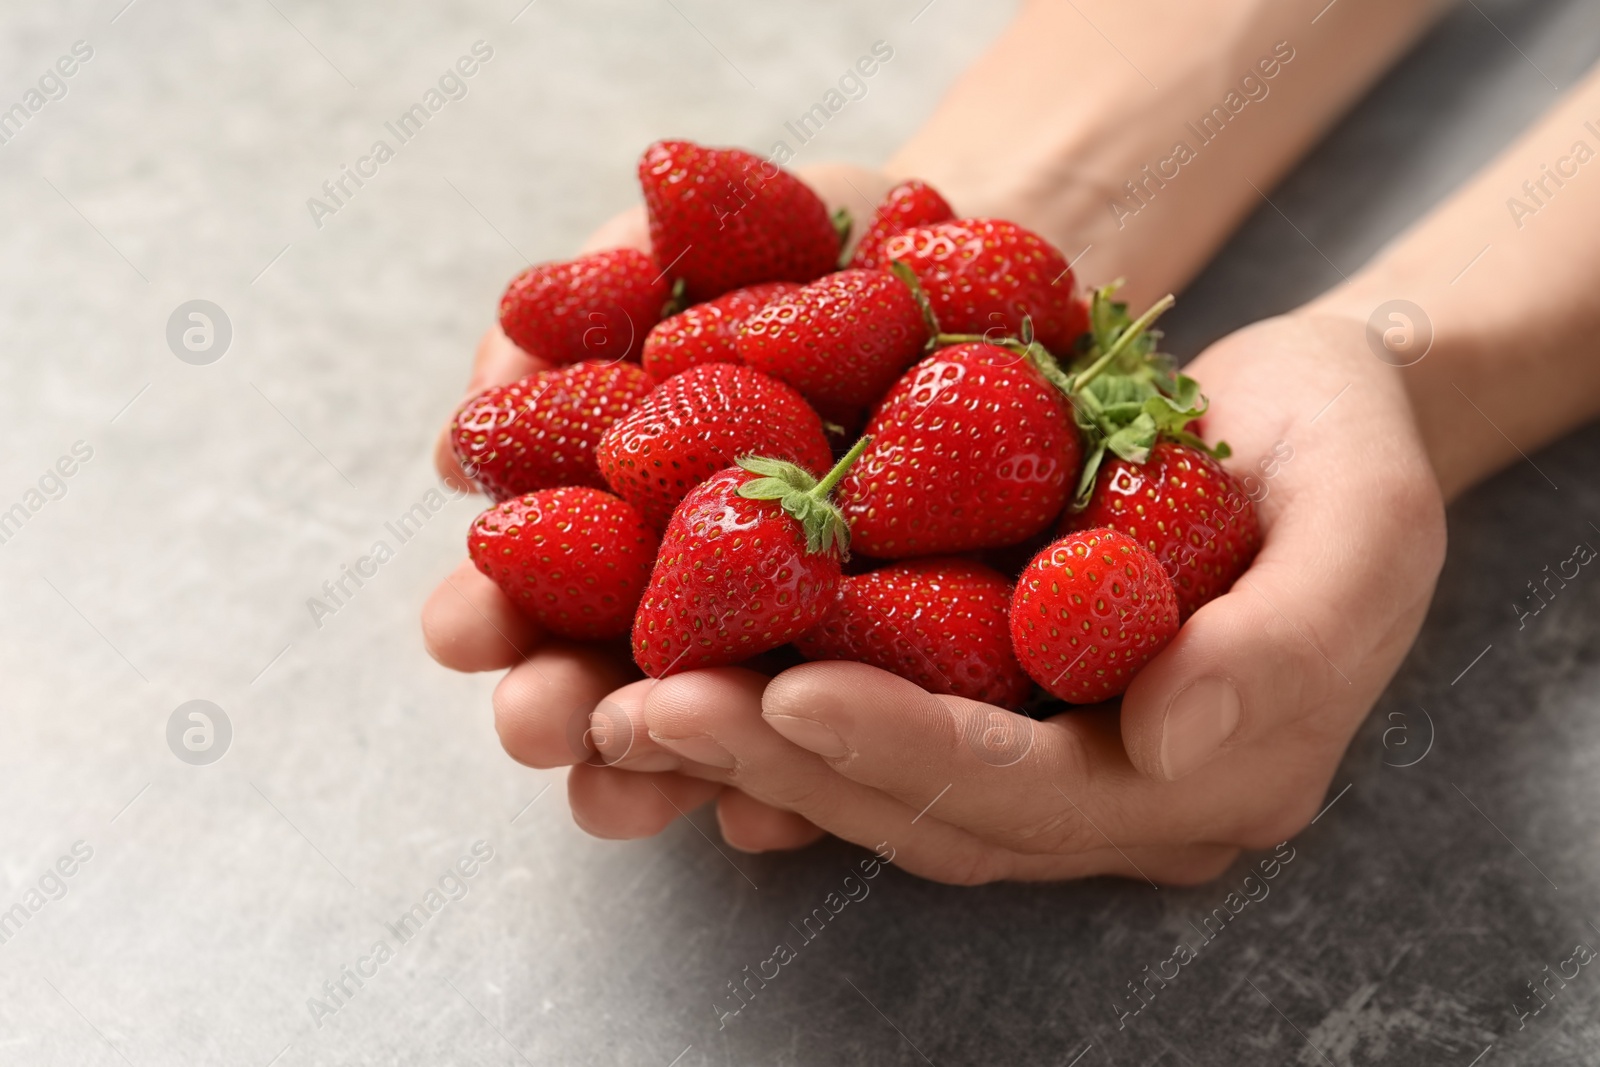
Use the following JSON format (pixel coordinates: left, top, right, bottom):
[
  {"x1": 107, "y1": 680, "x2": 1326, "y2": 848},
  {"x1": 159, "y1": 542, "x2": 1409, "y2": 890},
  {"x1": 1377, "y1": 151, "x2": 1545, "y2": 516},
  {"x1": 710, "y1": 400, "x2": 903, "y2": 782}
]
[
  {"x1": 1010, "y1": 529, "x2": 1179, "y2": 704},
  {"x1": 736, "y1": 268, "x2": 931, "y2": 412},
  {"x1": 835, "y1": 342, "x2": 1081, "y2": 558},
  {"x1": 632, "y1": 439, "x2": 870, "y2": 677},
  {"x1": 638, "y1": 140, "x2": 840, "y2": 302},
  {"x1": 1061, "y1": 441, "x2": 1260, "y2": 620},
  {"x1": 469, "y1": 488, "x2": 658, "y2": 640},
  {"x1": 498, "y1": 248, "x2": 667, "y2": 364},
  {"x1": 848, "y1": 179, "x2": 955, "y2": 271},
  {"x1": 452, "y1": 361, "x2": 656, "y2": 502},
  {"x1": 595, "y1": 362, "x2": 834, "y2": 529},
  {"x1": 884, "y1": 219, "x2": 1088, "y2": 355},
  {"x1": 795, "y1": 557, "x2": 1031, "y2": 709},
  {"x1": 640, "y1": 281, "x2": 799, "y2": 381}
]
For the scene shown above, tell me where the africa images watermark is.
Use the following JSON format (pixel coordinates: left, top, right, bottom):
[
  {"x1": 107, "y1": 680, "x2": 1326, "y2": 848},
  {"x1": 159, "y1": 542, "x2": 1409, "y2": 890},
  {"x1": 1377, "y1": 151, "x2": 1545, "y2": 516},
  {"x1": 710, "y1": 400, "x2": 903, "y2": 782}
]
[
  {"x1": 0, "y1": 841, "x2": 95, "y2": 950},
  {"x1": 1513, "y1": 525, "x2": 1596, "y2": 630},
  {"x1": 306, "y1": 841, "x2": 496, "y2": 1029},
  {"x1": 1108, "y1": 41, "x2": 1297, "y2": 230},
  {"x1": 1505, "y1": 113, "x2": 1600, "y2": 230},
  {"x1": 0, "y1": 39, "x2": 94, "y2": 148},
  {"x1": 306, "y1": 40, "x2": 495, "y2": 230},
  {"x1": 0, "y1": 440, "x2": 95, "y2": 548}
]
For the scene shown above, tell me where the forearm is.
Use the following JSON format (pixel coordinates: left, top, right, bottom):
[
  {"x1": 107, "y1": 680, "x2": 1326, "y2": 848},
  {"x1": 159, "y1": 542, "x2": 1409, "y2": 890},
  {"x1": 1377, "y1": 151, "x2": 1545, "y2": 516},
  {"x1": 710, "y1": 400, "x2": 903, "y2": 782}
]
[
  {"x1": 1310, "y1": 62, "x2": 1600, "y2": 500},
  {"x1": 887, "y1": 0, "x2": 1447, "y2": 306}
]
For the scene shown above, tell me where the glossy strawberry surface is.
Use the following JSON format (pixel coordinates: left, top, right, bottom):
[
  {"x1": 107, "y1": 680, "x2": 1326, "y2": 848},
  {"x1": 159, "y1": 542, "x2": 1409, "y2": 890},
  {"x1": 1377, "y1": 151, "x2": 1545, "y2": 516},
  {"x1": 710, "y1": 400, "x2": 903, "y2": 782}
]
[
  {"x1": 795, "y1": 557, "x2": 1032, "y2": 708},
  {"x1": 452, "y1": 361, "x2": 656, "y2": 502},
  {"x1": 884, "y1": 219, "x2": 1088, "y2": 355},
  {"x1": 1010, "y1": 529, "x2": 1179, "y2": 704},
  {"x1": 595, "y1": 362, "x2": 834, "y2": 529},
  {"x1": 1061, "y1": 442, "x2": 1261, "y2": 620},
  {"x1": 737, "y1": 269, "x2": 929, "y2": 412},
  {"x1": 848, "y1": 179, "x2": 955, "y2": 271},
  {"x1": 639, "y1": 140, "x2": 838, "y2": 302},
  {"x1": 837, "y1": 343, "x2": 1080, "y2": 557},
  {"x1": 469, "y1": 488, "x2": 658, "y2": 640},
  {"x1": 498, "y1": 248, "x2": 666, "y2": 364},
  {"x1": 632, "y1": 467, "x2": 842, "y2": 676},
  {"x1": 640, "y1": 281, "x2": 798, "y2": 381}
]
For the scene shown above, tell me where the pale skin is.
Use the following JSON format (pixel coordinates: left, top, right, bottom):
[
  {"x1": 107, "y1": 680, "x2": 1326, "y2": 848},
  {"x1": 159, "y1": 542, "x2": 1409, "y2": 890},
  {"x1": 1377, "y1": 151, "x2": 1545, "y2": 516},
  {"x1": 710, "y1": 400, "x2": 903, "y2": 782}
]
[{"x1": 423, "y1": 0, "x2": 1600, "y2": 884}]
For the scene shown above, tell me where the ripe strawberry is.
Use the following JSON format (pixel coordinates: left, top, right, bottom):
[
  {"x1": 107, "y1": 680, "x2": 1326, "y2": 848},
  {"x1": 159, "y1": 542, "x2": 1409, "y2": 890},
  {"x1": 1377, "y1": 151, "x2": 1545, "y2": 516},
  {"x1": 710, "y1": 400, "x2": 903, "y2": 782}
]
[
  {"x1": 638, "y1": 140, "x2": 839, "y2": 302},
  {"x1": 836, "y1": 343, "x2": 1080, "y2": 558},
  {"x1": 848, "y1": 179, "x2": 955, "y2": 271},
  {"x1": 640, "y1": 281, "x2": 799, "y2": 381},
  {"x1": 736, "y1": 269, "x2": 930, "y2": 412},
  {"x1": 884, "y1": 219, "x2": 1088, "y2": 355},
  {"x1": 1061, "y1": 441, "x2": 1260, "y2": 620},
  {"x1": 468, "y1": 488, "x2": 658, "y2": 640},
  {"x1": 452, "y1": 361, "x2": 656, "y2": 502},
  {"x1": 795, "y1": 557, "x2": 1031, "y2": 709},
  {"x1": 498, "y1": 248, "x2": 667, "y2": 364},
  {"x1": 632, "y1": 440, "x2": 870, "y2": 677},
  {"x1": 1010, "y1": 529, "x2": 1179, "y2": 704},
  {"x1": 595, "y1": 362, "x2": 834, "y2": 529}
]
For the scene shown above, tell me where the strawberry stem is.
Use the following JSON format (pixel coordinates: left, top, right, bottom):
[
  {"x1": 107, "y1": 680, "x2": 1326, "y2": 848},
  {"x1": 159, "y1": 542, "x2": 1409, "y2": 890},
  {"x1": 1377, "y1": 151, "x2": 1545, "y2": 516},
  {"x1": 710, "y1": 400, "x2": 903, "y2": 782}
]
[
  {"x1": 811, "y1": 435, "x2": 872, "y2": 499},
  {"x1": 889, "y1": 260, "x2": 942, "y2": 341},
  {"x1": 1069, "y1": 294, "x2": 1174, "y2": 392}
]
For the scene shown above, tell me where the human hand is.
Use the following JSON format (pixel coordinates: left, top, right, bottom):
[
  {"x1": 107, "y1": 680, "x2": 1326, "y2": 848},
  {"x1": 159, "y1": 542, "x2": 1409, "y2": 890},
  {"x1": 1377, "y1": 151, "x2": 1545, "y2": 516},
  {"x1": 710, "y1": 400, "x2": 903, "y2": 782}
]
[
  {"x1": 571, "y1": 311, "x2": 1448, "y2": 883},
  {"x1": 420, "y1": 163, "x2": 899, "y2": 845}
]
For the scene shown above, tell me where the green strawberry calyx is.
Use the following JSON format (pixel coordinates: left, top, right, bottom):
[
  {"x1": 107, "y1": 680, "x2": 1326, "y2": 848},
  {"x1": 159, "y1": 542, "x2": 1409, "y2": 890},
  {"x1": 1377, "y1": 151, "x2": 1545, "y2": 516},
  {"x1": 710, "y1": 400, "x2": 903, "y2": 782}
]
[
  {"x1": 934, "y1": 283, "x2": 1231, "y2": 508},
  {"x1": 735, "y1": 435, "x2": 872, "y2": 557},
  {"x1": 831, "y1": 207, "x2": 853, "y2": 265},
  {"x1": 888, "y1": 259, "x2": 943, "y2": 339}
]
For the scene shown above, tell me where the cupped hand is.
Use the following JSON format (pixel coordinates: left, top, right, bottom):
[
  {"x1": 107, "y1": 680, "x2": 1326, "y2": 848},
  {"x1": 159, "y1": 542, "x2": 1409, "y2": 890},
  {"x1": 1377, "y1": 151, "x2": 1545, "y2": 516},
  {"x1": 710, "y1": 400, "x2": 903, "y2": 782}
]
[
  {"x1": 421, "y1": 163, "x2": 899, "y2": 845},
  {"x1": 571, "y1": 311, "x2": 1449, "y2": 884}
]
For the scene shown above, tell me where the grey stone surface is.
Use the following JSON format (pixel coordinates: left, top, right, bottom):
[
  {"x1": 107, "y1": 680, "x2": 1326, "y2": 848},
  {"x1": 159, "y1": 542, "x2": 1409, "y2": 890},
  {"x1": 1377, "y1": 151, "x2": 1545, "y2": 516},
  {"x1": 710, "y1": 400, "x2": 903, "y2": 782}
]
[{"x1": 1, "y1": 1, "x2": 1598, "y2": 1064}]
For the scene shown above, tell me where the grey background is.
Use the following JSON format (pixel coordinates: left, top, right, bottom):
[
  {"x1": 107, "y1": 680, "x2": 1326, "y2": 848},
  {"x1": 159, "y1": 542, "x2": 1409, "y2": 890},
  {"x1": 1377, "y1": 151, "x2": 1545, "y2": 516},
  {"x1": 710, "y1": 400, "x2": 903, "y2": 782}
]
[{"x1": 2, "y1": 0, "x2": 1598, "y2": 1064}]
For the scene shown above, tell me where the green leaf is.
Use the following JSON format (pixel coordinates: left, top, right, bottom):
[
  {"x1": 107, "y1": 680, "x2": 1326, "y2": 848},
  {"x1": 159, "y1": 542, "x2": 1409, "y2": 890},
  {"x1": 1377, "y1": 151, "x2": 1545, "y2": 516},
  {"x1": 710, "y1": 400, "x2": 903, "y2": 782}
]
[
  {"x1": 737, "y1": 477, "x2": 796, "y2": 501},
  {"x1": 1105, "y1": 412, "x2": 1158, "y2": 464}
]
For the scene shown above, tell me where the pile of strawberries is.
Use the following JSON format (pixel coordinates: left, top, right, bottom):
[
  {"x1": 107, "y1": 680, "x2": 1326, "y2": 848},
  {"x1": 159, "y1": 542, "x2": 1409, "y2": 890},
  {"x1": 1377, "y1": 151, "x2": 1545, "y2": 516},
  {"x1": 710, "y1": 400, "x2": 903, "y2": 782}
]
[{"x1": 451, "y1": 140, "x2": 1260, "y2": 709}]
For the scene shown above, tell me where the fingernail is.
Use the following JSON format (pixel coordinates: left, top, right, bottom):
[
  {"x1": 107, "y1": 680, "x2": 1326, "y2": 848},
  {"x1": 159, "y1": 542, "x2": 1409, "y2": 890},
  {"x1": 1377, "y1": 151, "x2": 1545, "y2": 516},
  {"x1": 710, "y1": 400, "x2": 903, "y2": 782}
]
[
  {"x1": 647, "y1": 731, "x2": 736, "y2": 769},
  {"x1": 763, "y1": 714, "x2": 852, "y2": 759},
  {"x1": 1159, "y1": 677, "x2": 1241, "y2": 781}
]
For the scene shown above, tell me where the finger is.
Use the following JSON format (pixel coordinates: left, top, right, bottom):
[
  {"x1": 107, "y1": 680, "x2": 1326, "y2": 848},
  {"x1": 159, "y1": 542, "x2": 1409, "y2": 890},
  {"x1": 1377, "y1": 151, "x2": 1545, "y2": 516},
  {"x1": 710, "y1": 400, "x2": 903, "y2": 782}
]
[
  {"x1": 433, "y1": 325, "x2": 552, "y2": 489},
  {"x1": 716, "y1": 790, "x2": 827, "y2": 853},
  {"x1": 422, "y1": 558, "x2": 543, "y2": 672},
  {"x1": 1119, "y1": 427, "x2": 1444, "y2": 786},
  {"x1": 567, "y1": 763, "x2": 721, "y2": 840},
  {"x1": 494, "y1": 642, "x2": 639, "y2": 769},
  {"x1": 578, "y1": 204, "x2": 651, "y2": 255},
  {"x1": 640, "y1": 668, "x2": 1027, "y2": 884},
  {"x1": 761, "y1": 662, "x2": 1187, "y2": 855}
]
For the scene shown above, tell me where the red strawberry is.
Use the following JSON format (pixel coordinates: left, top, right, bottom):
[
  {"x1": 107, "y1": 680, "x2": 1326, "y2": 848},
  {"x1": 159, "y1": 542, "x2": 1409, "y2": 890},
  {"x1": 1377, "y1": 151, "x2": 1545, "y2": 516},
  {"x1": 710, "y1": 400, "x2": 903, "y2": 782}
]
[
  {"x1": 795, "y1": 557, "x2": 1031, "y2": 708},
  {"x1": 595, "y1": 362, "x2": 834, "y2": 529},
  {"x1": 640, "y1": 281, "x2": 799, "y2": 381},
  {"x1": 498, "y1": 248, "x2": 667, "y2": 364},
  {"x1": 848, "y1": 179, "x2": 955, "y2": 271},
  {"x1": 737, "y1": 269, "x2": 930, "y2": 412},
  {"x1": 638, "y1": 140, "x2": 839, "y2": 302},
  {"x1": 469, "y1": 488, "x2": 658, "y2": 640},
  {"x1": 1061, "y1": 441, "x2": 1260, "y2": 620},
  {"x1": 1010, "y1": 529, "x2": 1179, "y2": 704},
  {"x1": 452, "y1": 361, "x2": 656, "y2": 502},
  {"x1": 633, "y1": 440, "x2": 870, "y2": 677},
  {"x1": 884, "y1": 219, "x2": 1088, "y2": 354},
  {"x1": 836, "y1": 343, "x2": 1081, "y2": 557}
]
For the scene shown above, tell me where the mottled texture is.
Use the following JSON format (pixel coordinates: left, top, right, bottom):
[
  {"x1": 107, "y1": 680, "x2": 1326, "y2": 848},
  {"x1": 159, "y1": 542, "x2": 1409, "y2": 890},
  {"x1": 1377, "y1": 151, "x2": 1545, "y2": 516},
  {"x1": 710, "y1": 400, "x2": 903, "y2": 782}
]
[
  {"x1": 632, "y1": 467, "x2": 841, "y2": 676},
  {"x1": 497, "y1": 248, "x2": 666, "y2": 364},
  {"x1": 838, "y1": 343, "x2": 1080, "y2": 556},
  {"x1": 596, "y1": 362, "x2": 833, "y2": 529},
  {"x1": 1063, "y1": 441, "x2": 1263, "y2": 620},
  {"x1": 1011, "y1": 529, "x2": 1180, "y2": 703},
  {"x1": 451, "y1": 361, "x2": 656, "y2": 501},
  {"x1": 468, "y1": 488, "x2": 657, "y2": 640},
  {"x1": 796, "y1": 557, "x2": 1031, "y2": 708},
  {"x1": 737, "y1": 268, "x2": 928, "y2": 411}
]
